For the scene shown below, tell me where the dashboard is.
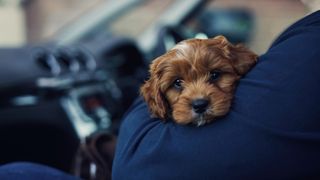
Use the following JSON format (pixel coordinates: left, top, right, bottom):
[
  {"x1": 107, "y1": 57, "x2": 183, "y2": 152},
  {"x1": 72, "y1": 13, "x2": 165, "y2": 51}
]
[{"x1": 0, "y1": 36, "x2": 147, "y2": 171}]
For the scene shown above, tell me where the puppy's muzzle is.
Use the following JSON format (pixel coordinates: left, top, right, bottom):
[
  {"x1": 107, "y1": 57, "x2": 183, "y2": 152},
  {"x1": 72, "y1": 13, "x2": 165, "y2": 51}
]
[{"x1": 192, "y1": 99, "x2": 209, "y2": 114}]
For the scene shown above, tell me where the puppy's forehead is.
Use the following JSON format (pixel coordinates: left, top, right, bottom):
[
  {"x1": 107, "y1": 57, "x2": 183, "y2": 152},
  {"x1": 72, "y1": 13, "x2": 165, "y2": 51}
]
[{"x1": 171, "y1": 39, "x2": 231, "y2": 71}]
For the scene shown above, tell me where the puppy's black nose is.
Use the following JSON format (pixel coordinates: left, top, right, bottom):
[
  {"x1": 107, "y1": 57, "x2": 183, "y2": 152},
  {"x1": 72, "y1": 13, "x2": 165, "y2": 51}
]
[{"x1": 192, "y1": 99, "x2": 209, "y2": 114}]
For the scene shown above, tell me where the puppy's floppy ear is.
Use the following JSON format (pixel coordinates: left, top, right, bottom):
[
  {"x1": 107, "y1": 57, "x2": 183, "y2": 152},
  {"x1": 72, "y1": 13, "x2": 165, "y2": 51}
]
[
  {"x1": 229, "y1": 44, "x2": 258, "y2": 75},
  {"x1": 140, "y1": 57, "x2": 169, "y2": 120},
  {"x1": 212, "y1": 35, "x2": 258, "y2": 75}
]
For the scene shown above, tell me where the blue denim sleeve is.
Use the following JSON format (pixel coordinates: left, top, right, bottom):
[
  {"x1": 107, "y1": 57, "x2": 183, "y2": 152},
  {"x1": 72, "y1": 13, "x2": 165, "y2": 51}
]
[{"x1": 112, "y1": 11, "x2": 320, "y2": 180}]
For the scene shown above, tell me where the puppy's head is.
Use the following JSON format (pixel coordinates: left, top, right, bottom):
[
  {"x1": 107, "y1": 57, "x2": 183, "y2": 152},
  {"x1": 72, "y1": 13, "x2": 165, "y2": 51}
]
[{"x1": 141, "y1": 36, "x2": 257, "y2": 126}]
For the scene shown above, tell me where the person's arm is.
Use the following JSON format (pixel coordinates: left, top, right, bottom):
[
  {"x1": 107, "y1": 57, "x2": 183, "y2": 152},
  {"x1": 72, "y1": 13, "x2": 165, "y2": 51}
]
[{"x1": 113, "y1": 11, "x2": 320, "y2": 180}]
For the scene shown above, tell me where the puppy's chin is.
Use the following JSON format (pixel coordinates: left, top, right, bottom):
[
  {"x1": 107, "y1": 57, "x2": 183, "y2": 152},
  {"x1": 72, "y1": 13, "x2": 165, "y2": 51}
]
[
  {"x1": 172, "y1": 103, "x2": 231, "y2": 126},
  {"x1": 172, "y1": 108, "x2": 217, "y2": 126},
  {"x1": 192, "y1": 114, "x2": 213, "y2": 127},
  {"x1": 194, "y1": 117, "x2": 206, "y2": 127}
]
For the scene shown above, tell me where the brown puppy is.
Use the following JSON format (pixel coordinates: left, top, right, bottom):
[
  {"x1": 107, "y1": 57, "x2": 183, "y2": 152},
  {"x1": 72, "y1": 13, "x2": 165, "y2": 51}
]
[{"x1": 141, "y1": 36, "x2": 257, "y2": 126}]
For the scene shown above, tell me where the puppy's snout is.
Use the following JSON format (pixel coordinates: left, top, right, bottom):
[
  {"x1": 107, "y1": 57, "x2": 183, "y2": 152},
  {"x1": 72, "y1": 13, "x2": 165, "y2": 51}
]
[{"x1": 192, "y1": 99, "x2": 209, "y2": 114}]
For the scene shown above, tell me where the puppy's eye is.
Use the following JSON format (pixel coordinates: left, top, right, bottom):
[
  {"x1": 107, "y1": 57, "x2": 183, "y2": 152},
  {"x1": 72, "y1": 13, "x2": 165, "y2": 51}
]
[
  {"x1": 173, "y1": 79, "x2": 183, "y2": 90},
  {"x1": 210, "y1": 71, "x2": 221, "y2": 82}
]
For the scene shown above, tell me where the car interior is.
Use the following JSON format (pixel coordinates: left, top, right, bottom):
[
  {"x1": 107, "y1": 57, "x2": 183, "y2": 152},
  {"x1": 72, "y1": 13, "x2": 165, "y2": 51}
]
[{"x1": 0, "y1": 0, "x2": 255, "y2": 175}]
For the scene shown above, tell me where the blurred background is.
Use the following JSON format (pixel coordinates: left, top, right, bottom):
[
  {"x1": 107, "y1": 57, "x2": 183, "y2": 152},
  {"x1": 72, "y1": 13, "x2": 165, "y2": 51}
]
[
  {"x1": 0, "y1": 0, "x2": 311, "y2": 178},
  {"x1": 0, "y1": 0, "x2": 307, "y2": 53}
]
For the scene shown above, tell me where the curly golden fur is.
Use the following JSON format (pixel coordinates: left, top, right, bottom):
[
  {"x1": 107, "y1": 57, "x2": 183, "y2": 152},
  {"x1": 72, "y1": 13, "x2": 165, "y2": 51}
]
[{"x1": 141, "y1": 36, "x2": 257, "y2": 126}]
